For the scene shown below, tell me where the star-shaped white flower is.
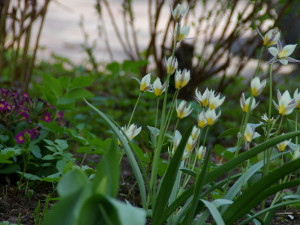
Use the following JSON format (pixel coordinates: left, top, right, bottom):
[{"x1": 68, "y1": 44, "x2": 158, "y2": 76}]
[{"x1": 268, "y1": 42, "x2": 300, "y2": 65}]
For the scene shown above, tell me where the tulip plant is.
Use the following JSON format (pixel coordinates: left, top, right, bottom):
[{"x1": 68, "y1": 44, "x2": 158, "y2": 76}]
[{"x1": 43, "y1": 3, "x2": 300, "y2": 225}]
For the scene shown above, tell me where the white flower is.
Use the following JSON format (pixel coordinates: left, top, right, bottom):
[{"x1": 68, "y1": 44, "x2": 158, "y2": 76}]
[
  {"x1": 186, "y1": 136, "x2": 197, "y2": 152},
  {"x1": 175, "y1": 69, "x2": 190, "y2": 89},
  {"x1": 191, "y1": 126, "x2": 200, "y2": 140},
  {"x1": 257, "y1": 28, "x2": 280, "y2": 47},
  {"x1": 170, "y1": 130, "x2": 182, "y2": 155},
  {"x1": 133, "y1": 73, "x2": 152, "y2": 92},
  {"x1": 273, "y1": 90, "x2": 297, "y2": 116},
  {"x1": 196, "y1": 146, "x2": 206, "y2": 160},
  {"x1": 251, "y1": 77, "x2": 266, "y2": 97},
  {"x1": 176, "y1": 100, "x2": 193, "y2": 119},
  {"x1": 294, "y1": 89, "x2": 300, "y2": 109},
  {"x1": 174, "y1": 24, "x2": 190, "y2": 42},
  {"x1": 197, "y1": 111, "x2": 207, "y2": 128},
  {"x1": 182, "y1": 149, "x2": 191, "y2": 160},
  {"x1": 268, "y1": 42, "x2": 300, "y2": 65},
  {"x1": 171, "y1": 3, "x2": 188, "y2": 22},
  {"x1": 153, "y1": 77, "x2": 167, "y2": 97},
  {"x1": 195, "y1": 88, "x2": 210, "y2": 108},
  {"x1": 165, "y1": 56, "x2": 178, "y2": 75},
  {"x1": 119, "y1": 124, "x2": 142, "y2": 146},
  {"x1": 294, "y1": 147, "x2": 300, "y2": 160},
  {"x1": 205, "y1": 109, "x2": 221, "y2": 126},
  {"x1": 243, "y1": 124, "x2": 260, "y2": 143},
  {"x1": 209, "y1": 91, "x2": 225, "y2": 110},
  {"x1": 240, "y1": 93, "x2": 259, "y2": 113},
  {"x1": 276, "y1": 136, "x2": 291, "y2": 152}
]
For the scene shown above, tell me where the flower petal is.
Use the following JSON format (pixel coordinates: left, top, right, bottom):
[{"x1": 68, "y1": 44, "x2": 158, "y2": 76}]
[{"x1": 268, "y1": 47, "x2": 278, "y2": 57}]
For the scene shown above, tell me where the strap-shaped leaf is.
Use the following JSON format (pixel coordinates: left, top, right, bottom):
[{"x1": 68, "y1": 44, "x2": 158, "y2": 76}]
[
  {"x1": 223, "y1": 159, "x2": 300, "y2": 224},
  {"x1": 151, "y1": 126, "x2": 192, "y2": 224},
  {"x1": 182, "y1": 147, "x2": 212, "y2": 225},
  {"x1": 239, "y1": 199, "x2": 300, "y2": 225},
  {"x1": 205, "y1": 131, "x2": 300, "y2": 184},
  {"x1": 84, "y1": 99, "x2": 147, "y2": 208},
  {"x1": 200, "y1": 199, "x2": 225, "y2": 225},
  {"x1": 157, "y1": 131, "x2": 300, "y2": 224}
]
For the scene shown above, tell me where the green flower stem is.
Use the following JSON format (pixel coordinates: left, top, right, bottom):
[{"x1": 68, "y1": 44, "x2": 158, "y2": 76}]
[
  {"x1": 149, "y1": 23, "x2": 179, "y2": 208},
  {"x1": 127, "y1": 92, "x2": 142, "y2": 129},
  {"x1": 164, "y1": 89, "x2": 179, "y2": 135},
  {"x1": 155, "y1": 98, "x2": 160, "y2": 129},
  {"x1": 296, "y1": 109, "x2": 299, "y2": 145},
  {"x1": 202, "y1": 126, "x2": 209, "y2": 146},
  {"x1": 234, "y1": 47, "x2": 265, "y2": 158},
  {"x1": 224, "y1": 47, "x2": 264, "y2": 196},
  {"x1": 263, "y1": 60, "x2": 276, "y2": 178}
]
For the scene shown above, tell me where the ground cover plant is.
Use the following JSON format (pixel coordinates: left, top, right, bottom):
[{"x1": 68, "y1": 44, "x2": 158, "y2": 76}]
[
  {"x1": 39, "y1": 3, "x2": 300, "y2": 225},
  {"x1": 1, "y1": 1, "x2": 300, "y2": 225}
]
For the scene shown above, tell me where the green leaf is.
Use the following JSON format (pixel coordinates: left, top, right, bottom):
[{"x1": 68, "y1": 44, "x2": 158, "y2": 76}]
[
  {"x1": 0, "y1": 134, "x2": 9, "y2": 142},
  {"x1": 57, "y1": 169, "x2": 90, "y2": 197},
  {"x1": 109, "y1": 198, "x2": 146, "y2": 225},
  {"x1": 201, "y1": 199, "x2": 225, "y2": 225},
  {"x1": 223, "y1": 159, "x2": 300, "y2": 224},
  {"x1": 152, "y1": 127, "x2": 192, "y2": 225},
  {"x1": 218, "y1": 128, "x2": 239, "y2": 138},
  {"x1": 92, "y1": 138, "x2": 120, "y2": 197},
  {"x1": 42, "y1": 188, "x2": 83, "y2": 225},
  {"x1": 58, "y1": 76, "x2": 71, "y2": 90},
  {"x1": 29, "y1": 144, "x2": 42, "y2": 158},
  {"x1": 84, "y1": 99, "x2": 147, "y2": 208},
  {"x1": 183, "y1": 143, "x2": 212, "y2": 225},
  {"x1": 158, "y1": 132, "x2": 300, "y2": 224},
  {"x1": 64, "y1": 88, "x2": 94, "y2": 100},
  {"x1": 70, "y1": 76, "x2": 94, "y2": 89},
  {"x1": 42, "y1": 74, "x2": 63, "y2": 98}
]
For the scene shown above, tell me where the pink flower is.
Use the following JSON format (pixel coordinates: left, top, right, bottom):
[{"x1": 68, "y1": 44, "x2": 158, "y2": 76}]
[
  {"x1": 57, "y1": 111, "x2": 64, "y2": 120},
  {"x1": 43, "y1": 112, "x2": 52, "y2": 123},
  {"x1": 0, "y1": 102, "x2": 7, "y2": 111},
  {"x1": 15, "y1": 132, "x2": 25, "y2": 144}
]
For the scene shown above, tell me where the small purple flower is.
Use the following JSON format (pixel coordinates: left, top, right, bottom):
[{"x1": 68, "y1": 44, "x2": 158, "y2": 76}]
[
  {"x1": 15, "y1": 132, "x2": 25, "y2": 144},
  {"x1": 21, "y1": 92, "x2": 30, "y2": 102},
  {"x1": 31, "y1": 128, "x2": 39, "y2": 138},
  {"x1": 49, "y1": 105, "x2": 56, "y2": 111},
  {"x1": 6, "y1": 104, "x2": 12, "y2": 111},
  {"x1": 43, "y1": 112, "x2": 52, "y2": 123},
  {"x1": 0, "y1": 102, "x2": 7, "y2": 111},
  {"x1": 57, "y1": 111, "x2": 64, "y2": 120},
  {"x1": 1, "y1": 88, "x2": 8, "y2": 96}
]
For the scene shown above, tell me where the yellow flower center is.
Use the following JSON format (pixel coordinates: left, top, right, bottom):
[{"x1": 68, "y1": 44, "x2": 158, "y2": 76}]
[
  {"x1": 297, "y1": 101, "x2": 300, "y2": 109},
  {"x1": 197, "y1": 153, "x2": 202, "y2": 160},
  {"x1": 243, "y1": 104, "x2": 249, "y2": 113},
  {"x1": 252, "y1": 88, "x2": 258, "y2": 97},
  {"x1": 186, "y1": 144, "x2": 192, "y2": 152},
  {"x1": 154, "y1": 88, "x2": 162, "y2": 96},
  {"x1": 207, "y1": 118, "x2": 214, "y2": 126},
  {"x1": 244, "y1": 133, "x2": 252, "y2": 143},
  {"x1": 277, "y1": 143, "x2": 286, "y2": 152},
  {"x1": 201, "y1": 99, "x2": 208, "y2": 108},
  {"x1": 278, "y1": 49, "x2": 288, "y2": 59},
  {"x1": 140, "y1": 83, "x2": 147, "y2": 92},
  {"x1": 279, "y1": 105, "x2": 287, "y2": 115},
  {"x1": 198, "y1": 120, "x2": 206, "y2": 128},
  {"x1": 177, "y1": 111, "x2": 185, "y2": 119},
  {"x1": 209, "y1": 103, "x2": 215, "y2": 110}
]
